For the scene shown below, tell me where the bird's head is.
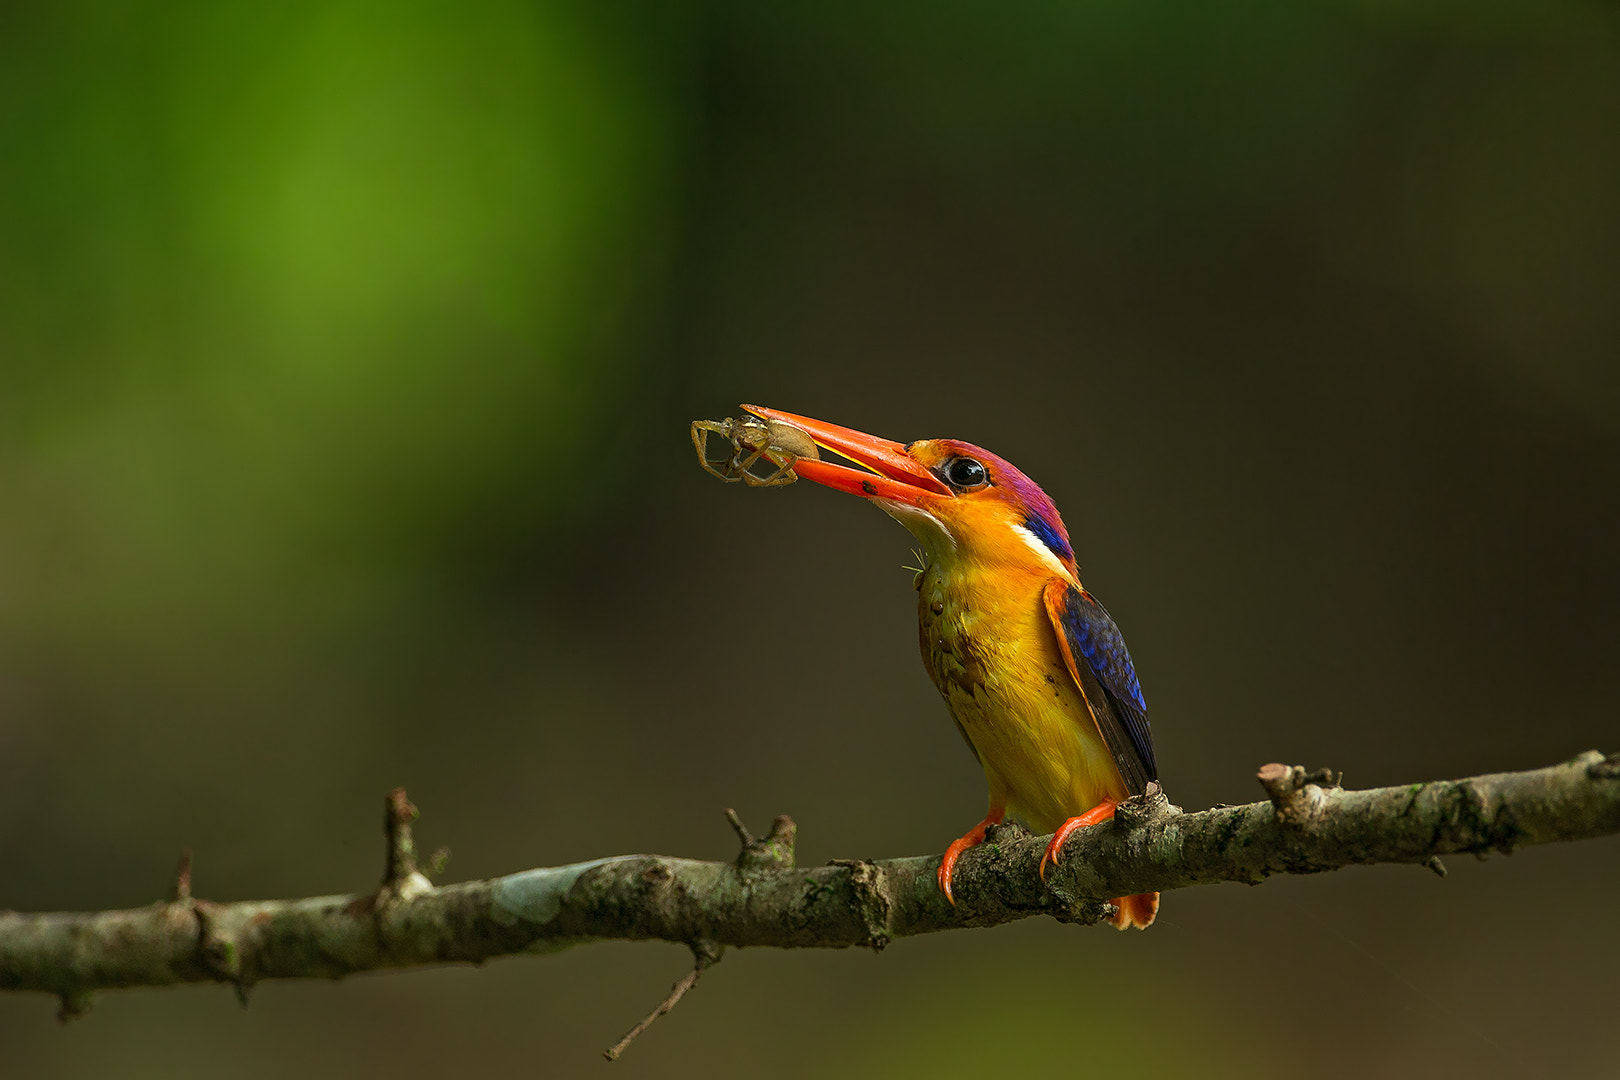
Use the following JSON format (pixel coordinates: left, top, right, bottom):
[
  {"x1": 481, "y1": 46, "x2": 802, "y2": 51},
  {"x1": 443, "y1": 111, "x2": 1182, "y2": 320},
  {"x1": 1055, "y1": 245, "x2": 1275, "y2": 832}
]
[{"x1": 742, "y1": 404, "x2": 1078, "y2": 582}]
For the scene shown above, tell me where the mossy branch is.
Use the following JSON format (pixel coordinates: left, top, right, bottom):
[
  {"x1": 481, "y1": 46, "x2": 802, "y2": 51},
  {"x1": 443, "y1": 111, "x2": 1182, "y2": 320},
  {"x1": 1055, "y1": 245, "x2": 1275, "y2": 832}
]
[{"x1": 3, "y1": 752, "x2": 1617, "y2": 1041}]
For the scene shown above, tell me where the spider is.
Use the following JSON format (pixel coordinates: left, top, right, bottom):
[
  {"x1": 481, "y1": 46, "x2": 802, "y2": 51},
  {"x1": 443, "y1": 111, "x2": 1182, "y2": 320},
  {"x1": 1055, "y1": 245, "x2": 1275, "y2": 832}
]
[{"x1": 690, "y1": 415, "x2": 820, "y2": 487}]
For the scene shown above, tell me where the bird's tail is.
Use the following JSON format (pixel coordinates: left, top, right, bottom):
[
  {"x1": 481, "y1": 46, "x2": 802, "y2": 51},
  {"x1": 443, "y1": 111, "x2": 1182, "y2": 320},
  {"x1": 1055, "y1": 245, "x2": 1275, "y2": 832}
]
[{"x1": 1108, "y1": 892, "x2": 1159, "y2": 930}]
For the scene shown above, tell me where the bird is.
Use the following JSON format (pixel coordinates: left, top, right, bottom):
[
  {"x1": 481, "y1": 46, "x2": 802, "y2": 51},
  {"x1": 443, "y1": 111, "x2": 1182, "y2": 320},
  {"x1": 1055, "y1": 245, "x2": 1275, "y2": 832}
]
[{"x1": 738, "y1": 404, "x2": 1158, "y2": 929}]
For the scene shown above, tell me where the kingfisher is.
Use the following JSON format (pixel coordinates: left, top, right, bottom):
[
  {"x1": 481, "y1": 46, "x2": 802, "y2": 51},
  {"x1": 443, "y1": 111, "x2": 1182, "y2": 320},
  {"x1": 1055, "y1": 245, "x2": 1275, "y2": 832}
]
[{"x1": 740, "y1": 404, "x2": 1159, "y2": 929}]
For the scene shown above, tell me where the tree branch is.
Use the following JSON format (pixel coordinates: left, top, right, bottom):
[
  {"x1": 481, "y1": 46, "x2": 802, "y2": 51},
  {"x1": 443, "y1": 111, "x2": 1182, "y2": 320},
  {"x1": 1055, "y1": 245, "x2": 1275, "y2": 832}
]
[{"x1": 3, "y1": 751, "x2": 1617, "y2": 1024}]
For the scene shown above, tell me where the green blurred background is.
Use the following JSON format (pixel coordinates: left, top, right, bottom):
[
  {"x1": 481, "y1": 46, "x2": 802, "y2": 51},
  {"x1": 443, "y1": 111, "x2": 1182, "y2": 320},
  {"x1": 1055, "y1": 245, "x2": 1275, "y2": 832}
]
[{"x1": 2, "y1": 2, "x2": 1617, "y2": 1076}]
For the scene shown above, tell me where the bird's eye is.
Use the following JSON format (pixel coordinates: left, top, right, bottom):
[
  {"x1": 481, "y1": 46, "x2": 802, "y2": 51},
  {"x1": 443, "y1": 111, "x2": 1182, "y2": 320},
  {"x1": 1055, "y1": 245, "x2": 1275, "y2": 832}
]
[{"x1": 945, "y1": 457, "x2": 988, "y2": 489}]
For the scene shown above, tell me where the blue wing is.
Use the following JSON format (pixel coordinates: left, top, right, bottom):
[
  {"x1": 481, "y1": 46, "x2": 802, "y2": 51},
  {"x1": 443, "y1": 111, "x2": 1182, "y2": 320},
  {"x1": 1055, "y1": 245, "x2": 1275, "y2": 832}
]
[{"x1": 1043, "y1": 580, "x2": 1157, "y2": 794}]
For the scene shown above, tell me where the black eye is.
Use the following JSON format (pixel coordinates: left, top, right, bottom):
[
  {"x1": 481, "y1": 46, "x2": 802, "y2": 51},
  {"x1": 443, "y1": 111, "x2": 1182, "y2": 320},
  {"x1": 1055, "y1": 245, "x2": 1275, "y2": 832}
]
[{"x1": 946, "y1": 457, "x2": 988, "y2": 489}]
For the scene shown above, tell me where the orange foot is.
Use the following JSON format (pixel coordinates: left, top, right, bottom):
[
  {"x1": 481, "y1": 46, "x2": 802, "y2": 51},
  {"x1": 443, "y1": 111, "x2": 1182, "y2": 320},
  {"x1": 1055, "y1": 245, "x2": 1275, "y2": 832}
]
[
  {"x1": 1038, "y1": 800, "x2": 1159, "y2": 930},
  {"x1": 1110, "y1": 891, "x2": 1159, "y2": 930},
  {"x1": 938, "y1": 807, "x2": 1005, "y2": 905},
  {"x1": 1038, "y1": 799, "x2": 1117, "y2": 882}
]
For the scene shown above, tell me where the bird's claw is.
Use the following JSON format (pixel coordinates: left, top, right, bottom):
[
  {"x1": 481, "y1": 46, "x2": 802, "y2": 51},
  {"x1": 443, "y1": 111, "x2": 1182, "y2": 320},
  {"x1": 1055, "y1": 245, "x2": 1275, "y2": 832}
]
[
  {"x1": 1037, "y1": 800, "x2": 1118, "y2": 885},
  {"x1": 937, "y1": 809, "x2": 1006, "y2": 906}
]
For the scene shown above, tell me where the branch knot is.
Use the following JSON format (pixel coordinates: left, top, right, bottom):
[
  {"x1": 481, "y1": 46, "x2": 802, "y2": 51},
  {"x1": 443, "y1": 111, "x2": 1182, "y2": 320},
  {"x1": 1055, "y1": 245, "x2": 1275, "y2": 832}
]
[
  {"x1": 1114, "y1": 780, "x2": 1177, "y2": 830},
  {"x1": 827, "y1": 860, "x2": 893, "y2": 950},
  {"x1": 1257, "y1": 763, "x2": 1338, "y2": 827},
  {"x1": 726, "y1": 810, "x2": 797, "y2": 872}
]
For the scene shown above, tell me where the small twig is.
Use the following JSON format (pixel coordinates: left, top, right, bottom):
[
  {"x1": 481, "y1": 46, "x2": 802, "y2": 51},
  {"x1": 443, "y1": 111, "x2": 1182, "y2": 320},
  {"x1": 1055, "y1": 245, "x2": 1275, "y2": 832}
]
[
  {"x1": 171, "y1": 849, "x2": 193, "y2": 903},
  {"x1": 357, "y1": 788, "x2": 434, "y2": 910},
  {"x1": 384, "y1": 788, "x2": 418, "y2": 884},
  {"x1": 602, "y1": 942, "x2": 720, "y2": 1061},
  {"x1": 723, "y1": 808, "x2": 754, "y2": 848}
]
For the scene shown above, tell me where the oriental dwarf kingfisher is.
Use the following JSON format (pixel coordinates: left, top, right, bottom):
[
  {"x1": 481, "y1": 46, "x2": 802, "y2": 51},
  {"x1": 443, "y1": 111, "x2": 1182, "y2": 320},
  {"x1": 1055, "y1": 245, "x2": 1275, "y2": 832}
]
[{"x1": 742, "y1": 404, "x2": 1159, "y2": 930}]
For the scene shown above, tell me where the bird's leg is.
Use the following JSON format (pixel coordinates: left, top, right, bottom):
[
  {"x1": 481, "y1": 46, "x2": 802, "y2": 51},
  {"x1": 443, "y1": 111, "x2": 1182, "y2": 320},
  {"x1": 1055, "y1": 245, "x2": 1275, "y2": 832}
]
[
  {"x1": 938, "y1": 805, "x2": 1005, "y2": 905},
  {"x1": 1038, "y1": 799, "x2": 1118, "y2": 882}
]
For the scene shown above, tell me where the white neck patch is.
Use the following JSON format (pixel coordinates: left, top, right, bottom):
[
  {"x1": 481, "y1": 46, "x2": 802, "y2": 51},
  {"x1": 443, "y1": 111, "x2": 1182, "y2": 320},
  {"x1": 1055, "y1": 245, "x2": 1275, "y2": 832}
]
[{"x1": 1010, "y1": 521, "x2": 1074, "y2": 579}]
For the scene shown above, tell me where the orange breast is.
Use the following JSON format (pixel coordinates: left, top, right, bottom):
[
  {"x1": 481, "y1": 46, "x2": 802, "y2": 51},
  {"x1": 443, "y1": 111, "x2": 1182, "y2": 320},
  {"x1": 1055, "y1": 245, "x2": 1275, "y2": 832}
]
[{"x1": 915, "y1": 559, "x2": 1128, "y2": 832}]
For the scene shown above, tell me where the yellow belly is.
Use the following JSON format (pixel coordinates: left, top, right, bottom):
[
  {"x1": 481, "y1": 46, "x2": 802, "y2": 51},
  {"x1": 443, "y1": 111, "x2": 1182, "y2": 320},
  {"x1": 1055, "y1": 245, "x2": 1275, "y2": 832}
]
[{"x1": 917, "y1": 563, "x2": 1127, "y2": 833}]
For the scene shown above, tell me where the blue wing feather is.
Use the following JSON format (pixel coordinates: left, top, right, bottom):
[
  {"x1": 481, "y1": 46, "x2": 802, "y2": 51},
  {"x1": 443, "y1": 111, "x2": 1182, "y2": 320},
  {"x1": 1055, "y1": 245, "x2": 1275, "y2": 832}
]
[{"x1": 1054, "y1": 584, "x2": 1157, "y2": 789}]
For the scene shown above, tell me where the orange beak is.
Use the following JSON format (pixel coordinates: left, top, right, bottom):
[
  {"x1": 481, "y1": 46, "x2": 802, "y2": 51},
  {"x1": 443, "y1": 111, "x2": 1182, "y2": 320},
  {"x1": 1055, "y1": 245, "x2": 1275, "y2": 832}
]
[{"x1": 741, "y1": 404, "x2": 952, "y2": 505}]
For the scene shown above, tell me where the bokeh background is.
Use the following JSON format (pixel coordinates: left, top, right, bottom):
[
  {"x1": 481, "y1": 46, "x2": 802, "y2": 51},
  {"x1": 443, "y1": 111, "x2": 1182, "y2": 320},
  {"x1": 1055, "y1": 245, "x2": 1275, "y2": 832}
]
[{"x1": 3, "y1": 2, "x2": 1617, "y2": 1077}]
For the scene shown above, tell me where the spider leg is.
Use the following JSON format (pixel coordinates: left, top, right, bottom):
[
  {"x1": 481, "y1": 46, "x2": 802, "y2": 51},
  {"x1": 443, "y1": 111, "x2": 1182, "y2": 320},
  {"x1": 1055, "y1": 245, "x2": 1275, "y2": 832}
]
[
  {"x1": 720, "y1": 444, "x2": 757, "y2": 481},
  {"x1": 746, "y1": 451, "x2": 798, "y2": 486},
  {"x1": 691, "y1": 423, "x2": 742, "y2": 481}
]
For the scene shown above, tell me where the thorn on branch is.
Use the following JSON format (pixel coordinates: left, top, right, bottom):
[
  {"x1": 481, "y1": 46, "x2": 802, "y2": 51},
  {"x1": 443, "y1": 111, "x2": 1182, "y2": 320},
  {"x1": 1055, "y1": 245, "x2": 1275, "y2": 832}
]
[
  {"x1": 171, "y1": 848, "x2": 193, "y2": 902},
  {"x1": 1257, "y1": 762, "x2": 1337, "y2": 827},
  {"x1": 602, "y1": 940, "x2": 721, "y2": 1062},
  {"x1": 57, "y1": 989, "x2": 92, "y2": 1023},
  {"x1": 726, "y1": 809, "x2": 796, "y2": 872}
]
